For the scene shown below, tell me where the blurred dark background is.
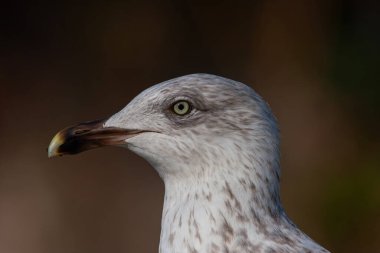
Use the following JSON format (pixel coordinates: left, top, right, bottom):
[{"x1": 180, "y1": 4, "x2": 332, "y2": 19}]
[{"x1": 1, "y1": 1, "x2": 379, "y2": 252}]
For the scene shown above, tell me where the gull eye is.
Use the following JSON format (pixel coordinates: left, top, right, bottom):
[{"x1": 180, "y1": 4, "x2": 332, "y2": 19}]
[{"x1": 172, "y1": 101, "x2": 191, "y2": 115}]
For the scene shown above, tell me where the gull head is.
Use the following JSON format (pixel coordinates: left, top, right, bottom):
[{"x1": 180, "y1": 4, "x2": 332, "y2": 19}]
[
  {"x1": 48, "y1": 74, "x2": 279, "y2": 182},
  {"x1": 48, "y1": 74, "x2": 331, "y2": 253}
]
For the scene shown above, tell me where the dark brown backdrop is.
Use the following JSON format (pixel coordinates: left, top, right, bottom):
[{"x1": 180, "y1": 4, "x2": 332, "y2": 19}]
[{"x1": 1, "y1": 1, "x2": 379, "y2": 253}]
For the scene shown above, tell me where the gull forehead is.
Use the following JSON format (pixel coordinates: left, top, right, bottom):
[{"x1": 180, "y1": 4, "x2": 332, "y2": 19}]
[{"x1": 126, "y1": 74, "x2": 260, "y2": 111}]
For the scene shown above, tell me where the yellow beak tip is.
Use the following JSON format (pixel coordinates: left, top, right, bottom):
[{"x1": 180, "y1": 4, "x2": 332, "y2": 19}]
[{"x1": 48, "y1": 132, "x2": 65, "y2": 158}]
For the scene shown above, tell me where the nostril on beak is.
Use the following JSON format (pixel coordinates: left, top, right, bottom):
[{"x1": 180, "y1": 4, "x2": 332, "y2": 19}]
[{"x1": 73, "y1": 129, "x2": 90, "y2": 135}]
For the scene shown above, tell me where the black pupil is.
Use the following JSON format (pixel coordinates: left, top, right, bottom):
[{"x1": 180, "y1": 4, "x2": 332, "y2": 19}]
[{"x1": 178, "y1": 103, "x2": 185, "y2": 110}]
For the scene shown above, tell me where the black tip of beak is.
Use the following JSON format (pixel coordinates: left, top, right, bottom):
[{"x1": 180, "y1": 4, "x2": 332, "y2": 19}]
[{"x1": 48, "y1": 119, "x2": 107, "y2": 157}]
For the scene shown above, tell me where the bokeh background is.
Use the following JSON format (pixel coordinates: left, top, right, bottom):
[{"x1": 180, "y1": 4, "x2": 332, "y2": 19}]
[{"x1": 1, "y1": 1, "x2": 379, "y2": 252}]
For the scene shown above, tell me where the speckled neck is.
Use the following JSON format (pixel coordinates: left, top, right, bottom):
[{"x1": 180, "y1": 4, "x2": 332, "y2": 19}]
[
  {"x1": 159, "y1": 162, "x2": 286, "y2": 253},
  {"x1": 157, "y1": 155, "x2": 329, "y2": 253}
]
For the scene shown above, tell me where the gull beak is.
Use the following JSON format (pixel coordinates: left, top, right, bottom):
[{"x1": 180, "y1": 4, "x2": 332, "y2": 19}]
[{"x1": 48, "y1": 119, "x2": 145, "y2": 158}]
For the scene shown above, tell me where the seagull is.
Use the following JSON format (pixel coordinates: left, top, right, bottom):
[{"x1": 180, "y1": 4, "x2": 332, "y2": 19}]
[{"x1": 48, "y1": 74, "x2": 329, "y2": 253}]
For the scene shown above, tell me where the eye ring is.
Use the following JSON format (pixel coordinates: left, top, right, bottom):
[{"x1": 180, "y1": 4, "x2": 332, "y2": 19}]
[{"x1": 172, "y1": 100, "x2": 192, "y2": 115}]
